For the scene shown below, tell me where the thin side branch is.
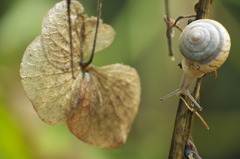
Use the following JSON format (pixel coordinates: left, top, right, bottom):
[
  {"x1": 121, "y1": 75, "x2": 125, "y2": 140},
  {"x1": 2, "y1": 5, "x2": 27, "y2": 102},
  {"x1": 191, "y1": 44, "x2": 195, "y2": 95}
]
[
  {"x1": 67, "y1": 0, "x2": 75, "y2": 79},
  {"x1": 164, "y1": 0, "x2": 174, "y2": 60}
]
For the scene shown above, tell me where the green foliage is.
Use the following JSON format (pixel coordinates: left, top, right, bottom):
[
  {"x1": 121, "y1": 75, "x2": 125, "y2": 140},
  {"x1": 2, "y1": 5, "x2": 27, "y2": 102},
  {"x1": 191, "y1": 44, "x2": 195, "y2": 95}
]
[{"x1": 0, "y1": 86, "x2": 32, "y2": 159}]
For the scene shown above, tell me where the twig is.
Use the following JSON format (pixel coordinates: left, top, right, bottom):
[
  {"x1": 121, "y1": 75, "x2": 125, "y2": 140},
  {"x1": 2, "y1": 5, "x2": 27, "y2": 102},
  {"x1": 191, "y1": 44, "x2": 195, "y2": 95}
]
[
  {"x1": 67, "y1": 0, "x2": 75, "y2": 79},
  {"x1": 164, "y1": 0, "x2": 174, "y2": 60},
  {"x1": 168, "y1": 0, "x2": 213, "y2": 159}
]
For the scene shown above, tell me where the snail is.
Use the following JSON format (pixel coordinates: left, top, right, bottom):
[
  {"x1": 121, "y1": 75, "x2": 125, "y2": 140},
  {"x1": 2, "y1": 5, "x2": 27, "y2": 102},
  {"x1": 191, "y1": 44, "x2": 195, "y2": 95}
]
[{"x1": 160, "y1": 19, "x2": 231, "y2": 111}]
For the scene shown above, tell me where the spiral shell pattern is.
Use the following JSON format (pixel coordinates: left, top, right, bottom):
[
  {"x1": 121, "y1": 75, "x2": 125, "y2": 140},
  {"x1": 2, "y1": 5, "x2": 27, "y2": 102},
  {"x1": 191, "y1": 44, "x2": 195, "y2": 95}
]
[{"x1": 179, "y1": 19, "x2": 231, "y2": 75}]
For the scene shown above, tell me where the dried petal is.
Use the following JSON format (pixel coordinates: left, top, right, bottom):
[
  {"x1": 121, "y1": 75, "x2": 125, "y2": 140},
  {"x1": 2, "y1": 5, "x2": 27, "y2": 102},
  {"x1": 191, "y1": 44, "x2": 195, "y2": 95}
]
[
  {"x1": 67, "y1": 64, "x2": 141, "y2": 148},
  {"x1": 41, "y1": 0, "x2": 115, "y2": 70},
  {"x1": 20, "y1": 36, "x2": 82, "y2": 124}
]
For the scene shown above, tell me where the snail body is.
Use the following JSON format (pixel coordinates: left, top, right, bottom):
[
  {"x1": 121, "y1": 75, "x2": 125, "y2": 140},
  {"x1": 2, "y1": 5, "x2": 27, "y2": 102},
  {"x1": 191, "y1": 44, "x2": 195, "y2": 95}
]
[{"x1": 160, "y1": 19, "x2": 231, "y2": 110}]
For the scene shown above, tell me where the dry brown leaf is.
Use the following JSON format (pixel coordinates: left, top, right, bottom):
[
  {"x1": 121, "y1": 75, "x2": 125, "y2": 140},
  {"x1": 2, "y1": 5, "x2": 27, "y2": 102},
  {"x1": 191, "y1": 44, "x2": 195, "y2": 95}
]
[{"x1": 20, "y1": 0, "x2": 141, "y2": 148}]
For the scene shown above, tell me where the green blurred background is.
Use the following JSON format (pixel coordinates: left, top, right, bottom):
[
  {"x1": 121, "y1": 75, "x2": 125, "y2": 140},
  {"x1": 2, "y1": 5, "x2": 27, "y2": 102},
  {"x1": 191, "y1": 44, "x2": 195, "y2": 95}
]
[{"x1": 0, "y1": 0, "x2": 240, "y2": 158}]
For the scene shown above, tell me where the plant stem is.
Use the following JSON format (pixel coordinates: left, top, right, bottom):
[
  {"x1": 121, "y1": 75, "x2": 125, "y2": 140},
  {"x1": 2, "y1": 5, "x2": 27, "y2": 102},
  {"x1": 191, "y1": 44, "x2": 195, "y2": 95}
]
[
  {"x1": 168, "y1": 0, "x2": 213, "y2": 159},
  {"x1": 196, "y1": 0, "x2": 213, "y2": 19}
]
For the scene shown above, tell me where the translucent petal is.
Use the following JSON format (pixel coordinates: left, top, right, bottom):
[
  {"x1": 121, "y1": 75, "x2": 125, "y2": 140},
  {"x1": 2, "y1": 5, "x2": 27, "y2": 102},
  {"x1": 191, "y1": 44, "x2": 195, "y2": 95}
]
[
  {"x1": 82, "y1": 17, "x2": 115, "y2": 56},
  {"x1": 67, "y1": 64, "x2": 141, "y2": 148},
  {"x1": 20, "y1": 36, "x2": 82, "y2": 124},
  {"x1": 41, "y1": 0, "x2": 115, "y2": 69}
]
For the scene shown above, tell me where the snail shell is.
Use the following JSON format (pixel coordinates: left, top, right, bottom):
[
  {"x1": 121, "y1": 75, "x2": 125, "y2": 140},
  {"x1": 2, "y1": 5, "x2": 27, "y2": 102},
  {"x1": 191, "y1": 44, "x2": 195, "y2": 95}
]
[{"x1": 179, "y1": 19, "x2": 231, "y2": 78}]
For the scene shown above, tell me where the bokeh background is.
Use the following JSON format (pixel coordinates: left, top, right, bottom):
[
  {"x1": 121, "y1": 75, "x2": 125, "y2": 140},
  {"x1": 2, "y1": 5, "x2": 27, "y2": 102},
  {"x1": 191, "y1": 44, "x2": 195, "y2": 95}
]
[{"x1": 0, "y1": 0, "x2": 240, "y2": 158}]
